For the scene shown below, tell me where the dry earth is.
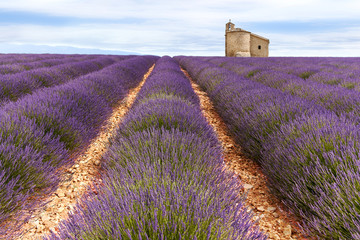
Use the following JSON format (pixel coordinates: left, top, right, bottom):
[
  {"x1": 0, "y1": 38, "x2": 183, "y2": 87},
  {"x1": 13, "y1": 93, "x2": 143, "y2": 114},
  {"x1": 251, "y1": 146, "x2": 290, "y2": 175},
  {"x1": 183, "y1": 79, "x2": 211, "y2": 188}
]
[
  {"x1": 16, "y1": 65, "x2": 155, "y2": 240},
  {"x1": 182, "y1": 69, "x2": 311, "y2": 240}
]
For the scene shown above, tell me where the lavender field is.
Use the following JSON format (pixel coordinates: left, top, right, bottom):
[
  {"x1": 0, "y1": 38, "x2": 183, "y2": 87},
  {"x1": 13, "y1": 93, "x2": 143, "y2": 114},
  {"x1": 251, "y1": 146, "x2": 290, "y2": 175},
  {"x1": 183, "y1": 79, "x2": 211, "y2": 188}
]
[
  {"x1": 0, "y1": 54, "x2": 157, "y2": 236},
  {"x1": 1, "y1": 54, "x2": 360, "y2": 239},
  {"x1": 176, "y1": 56, "x2": 360, "y2": 239}
]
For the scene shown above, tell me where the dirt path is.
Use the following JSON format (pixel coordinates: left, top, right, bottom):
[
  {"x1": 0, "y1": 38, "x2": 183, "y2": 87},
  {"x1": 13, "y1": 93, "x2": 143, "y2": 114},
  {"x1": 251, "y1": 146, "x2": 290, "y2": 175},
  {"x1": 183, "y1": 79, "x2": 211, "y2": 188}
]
[
  {"x1": 17, "y1": 65, "x2": 155, "y2": 240},
  {"x1": 182, "y1": 69, "x2": 310, "y2": 240}
]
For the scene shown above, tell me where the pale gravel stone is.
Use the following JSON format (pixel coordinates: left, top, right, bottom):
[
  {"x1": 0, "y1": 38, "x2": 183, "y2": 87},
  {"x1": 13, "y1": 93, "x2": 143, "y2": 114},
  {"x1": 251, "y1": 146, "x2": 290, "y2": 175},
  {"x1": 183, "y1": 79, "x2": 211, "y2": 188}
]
[
  {"x1": 257, "y1": 206, "x2": 266, "y2": 212},
  {"x1": 267, "y1": 207, "x2": 277, "y2": 213},
  {"x1": 283, "y1": 224, "x2": 292, "y2": 237},
  {"x1": 243, "y1": 184, "x2": 254, "y2": 190}
]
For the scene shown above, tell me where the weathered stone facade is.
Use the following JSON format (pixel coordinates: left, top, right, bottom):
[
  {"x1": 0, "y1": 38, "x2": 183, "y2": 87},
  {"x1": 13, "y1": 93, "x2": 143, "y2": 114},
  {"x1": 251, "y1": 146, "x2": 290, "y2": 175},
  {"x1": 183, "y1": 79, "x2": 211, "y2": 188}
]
[{"x1": 225, "y1": 21, "x2": 269, "y2": 57}]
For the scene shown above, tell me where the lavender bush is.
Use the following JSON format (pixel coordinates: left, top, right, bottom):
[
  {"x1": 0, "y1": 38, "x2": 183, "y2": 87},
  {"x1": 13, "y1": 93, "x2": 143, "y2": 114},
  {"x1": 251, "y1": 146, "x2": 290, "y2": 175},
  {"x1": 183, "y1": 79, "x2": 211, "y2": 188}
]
[
  {"x1": 262, "y1": 112, "x2": 360, "y2": 239},
  {"x1": 46, "y1": 56, "x2": 266, "y2": 240},
  {"x1": 251, "y1": 69, "x2": 360, "y2": 119},
  {"x1": 0, "y1": 55, "x2": 95, "y2": 75},
  {"x1": 0, "y1": 54, "x2": 69, "y2": 65},
  {"x1": 0, "y1": 55, "x2": 158, "y2": 236},
  {"x1": 176, "y1": 56, "x2": 360, "y2": 239},
  {"x1": 134, "y1": 69, "x2": 200, "y2": 106},
  {"x1": 176, "y1": 57, "x2": 320, "y2": 162},
  {"x1": 0, "y1": 55, "x2": 130, "y2": 105}
]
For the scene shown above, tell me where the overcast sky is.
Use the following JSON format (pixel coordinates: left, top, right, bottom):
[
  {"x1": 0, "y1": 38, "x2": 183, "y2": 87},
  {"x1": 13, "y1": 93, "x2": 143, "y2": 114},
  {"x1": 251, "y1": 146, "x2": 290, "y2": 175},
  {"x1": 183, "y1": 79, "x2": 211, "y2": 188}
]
[{"x1": 0, "y1": 0, "x2": 360, "y2": 56}]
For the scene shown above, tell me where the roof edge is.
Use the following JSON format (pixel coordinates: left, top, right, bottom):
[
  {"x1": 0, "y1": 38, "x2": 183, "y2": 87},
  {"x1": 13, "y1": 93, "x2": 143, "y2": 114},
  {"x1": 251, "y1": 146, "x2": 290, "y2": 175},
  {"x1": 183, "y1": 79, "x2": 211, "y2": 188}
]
[{"x1": 250, "y1": 32, "x2": 270, "y2": 42}]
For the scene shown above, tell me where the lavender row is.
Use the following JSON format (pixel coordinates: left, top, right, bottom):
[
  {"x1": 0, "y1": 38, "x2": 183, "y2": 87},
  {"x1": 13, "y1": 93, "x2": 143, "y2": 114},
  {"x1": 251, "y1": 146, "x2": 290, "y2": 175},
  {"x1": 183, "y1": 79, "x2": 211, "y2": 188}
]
[
  {"x1": 205, "y1": 56, "x2": 360, "y2": 90},
  {"x1": 0, "y1": 55, "x2": 133, "y2": 76},
  {"x1": 308, "y1": 72, "x2": 360, "y2": 91},
  {"x1": 0, "y1": 55, "x2": 128, "y2": 106},
  {"x1": 0, "y1": 54, "x2": 81, "y2": 66},
  {"x1": 205, "y1": 57, "x2": 360, "y2": 125},
  {"x1": 236, "y1": 63, "x2": 360, "y2": 125},
  {"x1": 46, "y1": 56, "x2": 266, "y2": 240},
  {"x1": 0, "y1": 55, "x2": 158, "y2": 236},
  {"x1": 202, "y1": 57, "x2": 360, "y2": 79},
  {"x1": 176, "y1": 56, "x2": 360, "y2": 239},
  {"x1": 208, "y1": 56, "x2": 360, "y2": 90},
  {"x1": 253, "y1": 70, "x2": 360, "y2": 120},
  {"x1": 0, "y1": 55, "x2": 97, "y2": 75}
]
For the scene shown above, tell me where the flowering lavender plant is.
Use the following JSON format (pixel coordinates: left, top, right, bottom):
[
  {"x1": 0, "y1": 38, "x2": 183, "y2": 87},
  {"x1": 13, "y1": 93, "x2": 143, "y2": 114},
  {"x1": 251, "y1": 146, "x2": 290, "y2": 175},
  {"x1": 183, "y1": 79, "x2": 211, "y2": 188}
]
[
  {"x1": 0, "y1": 55, "x2": 129, "y2": 105},
  {"x1": 176, "y1": 56, "x2": 360, "y2": 239},
  {"x1": 0, "y1": 55, "x2": 158, "y2": 236},
  {"x1": 46, "y1": 56, "x2": 266, "y2": 240}
]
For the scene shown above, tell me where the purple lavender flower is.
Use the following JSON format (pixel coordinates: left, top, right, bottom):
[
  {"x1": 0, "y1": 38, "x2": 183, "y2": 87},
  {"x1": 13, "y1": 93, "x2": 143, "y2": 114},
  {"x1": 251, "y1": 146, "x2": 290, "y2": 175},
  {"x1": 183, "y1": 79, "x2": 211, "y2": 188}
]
[
  {"x1": 175, "y1": 55, "x2": 360, "y2": 239},
  {"x1": 45, "y1": 56, "x2": 266, "y2": 240},
  {"x1": 0, "y1": 55, "x2": 158, "y2": 236}
]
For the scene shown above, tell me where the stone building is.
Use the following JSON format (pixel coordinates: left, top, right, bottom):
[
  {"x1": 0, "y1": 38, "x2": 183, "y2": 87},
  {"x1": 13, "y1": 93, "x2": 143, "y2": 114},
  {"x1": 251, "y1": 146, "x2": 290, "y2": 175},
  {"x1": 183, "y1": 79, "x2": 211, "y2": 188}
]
[{"x1": 225, "y1": 21, "x2": 269, "y2": 57}]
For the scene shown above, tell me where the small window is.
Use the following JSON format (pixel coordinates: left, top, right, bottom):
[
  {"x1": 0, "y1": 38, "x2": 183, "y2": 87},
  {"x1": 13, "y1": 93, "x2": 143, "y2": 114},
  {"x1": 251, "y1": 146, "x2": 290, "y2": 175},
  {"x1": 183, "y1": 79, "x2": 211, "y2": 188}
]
[{"x1": 258, "y1": 45, "x2": 261, "y2": 50}]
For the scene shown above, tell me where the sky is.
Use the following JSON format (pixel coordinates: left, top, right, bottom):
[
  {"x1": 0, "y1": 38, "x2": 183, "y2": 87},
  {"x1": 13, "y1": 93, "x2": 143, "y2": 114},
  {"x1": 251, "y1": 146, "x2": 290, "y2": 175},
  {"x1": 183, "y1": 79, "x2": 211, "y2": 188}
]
[{"x1": 0, "y1": 0, "x2": 360, "y2": 57}]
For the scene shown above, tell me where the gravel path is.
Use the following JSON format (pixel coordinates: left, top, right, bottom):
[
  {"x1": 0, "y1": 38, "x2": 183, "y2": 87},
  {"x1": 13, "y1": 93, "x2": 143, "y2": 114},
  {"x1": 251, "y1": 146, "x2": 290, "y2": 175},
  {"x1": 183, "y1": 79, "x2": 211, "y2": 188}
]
[
  {"x1": 183, "y1": 69, "x2": 311, "y2": 240},
  {"x1": 17, "y1": 65, "x2": 155, "y2": 240}
]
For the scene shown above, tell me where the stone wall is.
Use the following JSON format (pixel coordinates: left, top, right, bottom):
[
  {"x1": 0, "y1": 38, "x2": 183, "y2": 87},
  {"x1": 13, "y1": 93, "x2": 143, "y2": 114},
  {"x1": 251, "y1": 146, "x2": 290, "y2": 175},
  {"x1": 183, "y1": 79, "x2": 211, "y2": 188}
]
[
  {"x1": 250, "y1": 34, "x2": 269, "y2": 57},
  {"x1": 225, "y1": 31, "x2": 251, "y2": 57}
]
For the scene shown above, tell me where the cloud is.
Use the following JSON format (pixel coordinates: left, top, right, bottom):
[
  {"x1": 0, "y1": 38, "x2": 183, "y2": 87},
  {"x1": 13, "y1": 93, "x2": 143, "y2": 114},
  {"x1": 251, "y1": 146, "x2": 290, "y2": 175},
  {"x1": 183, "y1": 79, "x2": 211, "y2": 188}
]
[
  {"x1": 0, "y1": 0, "x2": 359, "y2": 56},
  {"x1": 268, "y1": 26, "x2": 360, "y2": 56},
  {"x1": 0, "y1": 21, "x2": 219, "y2": 55},
  {"x1": 0, "y1": 43, "x2": 138, "y2": 55},
  {"x1": 2, "y1": 0, "x2": 360, "y2": 22}
]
